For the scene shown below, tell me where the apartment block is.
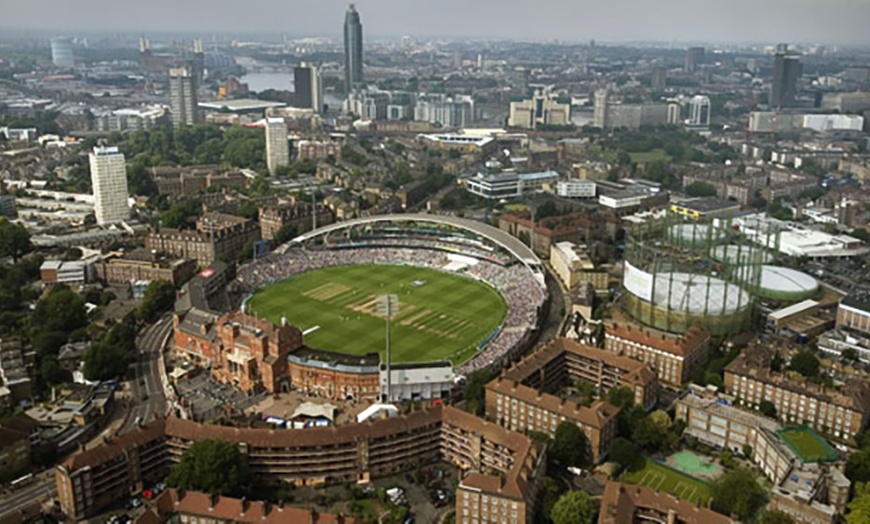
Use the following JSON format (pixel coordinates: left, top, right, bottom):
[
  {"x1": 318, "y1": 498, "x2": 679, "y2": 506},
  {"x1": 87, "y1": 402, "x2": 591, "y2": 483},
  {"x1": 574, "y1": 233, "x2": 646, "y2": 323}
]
[
  {"x1": 604, "y1": 322, "x2": 711, "y2": 386},
  {"x1": 485, "y1": 339, "x2": 626, "y2": 462},
  {"x1": 549, "y1": 241, "x2": 609, "y2": 291},
  {"x1": 258, "y1": 202, "x2": 334, "y2": 241},
  {"x1": 94, "y1": 249, "x2": 197, "y2": 287},
  {"x1": 724, "y1": 345, "x2": 870, "y2": 441},
  {"x1": 145, "y1": 214, "x2": 260, "y2": 264},
  {"x1": 598, "y1": 481, "x2": 733, "y2": 524},
  {"x1": 836, "y1": 292, "x2": 870, "y2": 335},
  {"x1": 57, "y1": 406, "x2": 543, "y2": 523}
]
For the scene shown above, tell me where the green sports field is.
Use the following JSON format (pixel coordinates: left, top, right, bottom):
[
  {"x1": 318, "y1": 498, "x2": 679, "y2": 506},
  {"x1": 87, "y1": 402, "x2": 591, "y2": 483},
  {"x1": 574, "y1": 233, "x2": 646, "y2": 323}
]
[
  {"x1": 777, "y1": 427, "x2": 839, "y2": 463},
  {"x1": 621, "y1": 458, "x2": 712, "y2": 505},
  {"x1": 245, "y1": 264, "x2": 507, "y2": 365}
]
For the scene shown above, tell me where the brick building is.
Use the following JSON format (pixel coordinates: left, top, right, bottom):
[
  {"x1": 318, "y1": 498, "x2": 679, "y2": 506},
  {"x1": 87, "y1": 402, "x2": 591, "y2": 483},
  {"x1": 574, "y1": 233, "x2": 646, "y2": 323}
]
[
  {"x1": 498, "y1": 211, "x2": 611, "y2": 256},
  {"x1": 173, "y1": 310, "x2": 302, "y2": 393},
  {"x1": 57, "y1": 406, "x2": 544, "y2": 523},
  {"x1": 258, "y1": 201, "x2": 334, "y2": 241},
  {"x1": 598, "y1": 482, "x2": 734, "y2": 524},
  {"x1": 94, "y1": 249, "x2": 198, "y2": 287},
  {"x1": 296, "y1": 139, "x2": 342, "y2": 161},
  {"x1": 145, "y1": 214, "x2": 260, "y2": 264},
  {"x1": 836, "y1": 292, "x2": 870, "y2": 335},
  {"x1": 724, "y1": 344, "x2": 870, "y2": 441},
  {"x1": 150, "y1": 166, "x2": 248, "y2": 196},
  {"x1": 603, "y1": 322, "x2": 711, "y2": 386},
  {"x1": 287, "y1": 347, "x2": 381, "y2": 401},
  {"x1": 485, "y1": 339, "x2": 623, "y2": 462}
]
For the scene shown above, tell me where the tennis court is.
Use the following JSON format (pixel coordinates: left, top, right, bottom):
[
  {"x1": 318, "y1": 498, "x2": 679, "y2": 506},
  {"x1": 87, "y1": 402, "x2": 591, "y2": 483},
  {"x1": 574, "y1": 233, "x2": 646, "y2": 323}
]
[
  {"x1": 621, "y1": 457, "x2": 711, "y2": 505},
  {"x1": 665, "y1": 450, "x2": 724, "y2": 481}
]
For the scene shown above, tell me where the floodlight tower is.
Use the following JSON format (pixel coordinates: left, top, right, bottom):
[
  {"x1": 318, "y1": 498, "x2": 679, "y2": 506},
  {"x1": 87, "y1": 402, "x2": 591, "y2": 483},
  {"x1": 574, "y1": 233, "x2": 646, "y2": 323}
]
[{"x1": 377, "y1": 294, "x2": 399, "y2": 402}]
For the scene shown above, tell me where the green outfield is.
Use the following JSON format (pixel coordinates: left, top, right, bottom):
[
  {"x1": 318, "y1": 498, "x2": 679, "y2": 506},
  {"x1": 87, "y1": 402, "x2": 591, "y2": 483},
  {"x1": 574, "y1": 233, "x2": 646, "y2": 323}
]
[{"x1": 245, "y1": 264, "x2": 507, "y2": 365}]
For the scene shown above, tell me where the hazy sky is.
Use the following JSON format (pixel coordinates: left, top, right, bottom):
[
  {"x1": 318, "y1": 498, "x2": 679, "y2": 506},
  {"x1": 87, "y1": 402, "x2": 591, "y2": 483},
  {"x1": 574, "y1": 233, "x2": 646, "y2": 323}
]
[{"x1": 4, "y1": 0, "x2": 870, "y2": 44}]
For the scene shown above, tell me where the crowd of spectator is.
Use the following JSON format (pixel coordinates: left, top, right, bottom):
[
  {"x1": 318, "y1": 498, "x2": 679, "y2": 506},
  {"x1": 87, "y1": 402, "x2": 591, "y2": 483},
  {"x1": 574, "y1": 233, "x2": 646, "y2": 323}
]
[{"x1": 229, "y1": 245, "x2": 546, "y2": 375}]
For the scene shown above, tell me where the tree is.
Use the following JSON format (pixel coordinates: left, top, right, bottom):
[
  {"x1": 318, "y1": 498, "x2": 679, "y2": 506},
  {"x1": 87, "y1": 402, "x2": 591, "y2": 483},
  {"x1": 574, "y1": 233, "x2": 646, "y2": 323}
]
[
  {"x1": 0, "y1": 218, "x2": 32, "y2": 262},
  {"x1": 847, "y1": 482, "x2": 870, "y2": 524},
  {"x1": 32, "y1": 330, "x2": 70, "y2": 357},
  {"x1": 685, "y1": 181, "x2": 718, "y2": 197},
  {"x1": 273, "y1": 224, "x2": 298, "y2": 246},
  {"x1": 167, "y1": 439, "x2": 252, "y2": 497},
  {"x1": 127, "y1": 162, "x2": 158, "y2": 197},
  {"x1": 789, "y1": 351, "x2": 820, "y2": 378},
  {"x1": 647, "y1": 410, "x2": 672, "y2": 433},
  {"x1": 632, "y1": 416, "x2": 669, "y2": 451},
  {"x1": 759, "y1": 400, "x2": 777, "y2": 418},
  {"x1": 709, "y1": 468, "x2": 765, "y2": 520},
  {"x1": 609, "y1": 437, "x2": 642, "y2": 471},
  {"x1": 534, "y1": 477, "x2": 564, "y2": 524},
  {"x1": 607, "y1": 386, "x2": 635, "y2": 410},
  {"x1": 758, "y1": 509, "x2": 795, "y2": 524},
  {"x1": 41, "y1": 355, "x2": 66, "y2": 385},
  {"x1": 463, "y1": 369, "x2": 491, "y2": 415},
  {"x1": 845, "y1": 446, "x2": 870, "y2": 484},
  {"x1": 33, "y1": 286, "x2": 88, "y2": 333},
  {"x1": 83, "y1": 322, "x2": 135, "y2": 381},
  {"x1": 550, "y1": 491, "x2": 595, "y2": 524},
  {"x1": 161, "y1": 199, "x2": 202, "y2": 229},
  {"x1": 136, "y1": 280, "x2": 176, "y2": 322},
  {"x1": 550, "y1": 421, "x2": 590, "y2": 468}
]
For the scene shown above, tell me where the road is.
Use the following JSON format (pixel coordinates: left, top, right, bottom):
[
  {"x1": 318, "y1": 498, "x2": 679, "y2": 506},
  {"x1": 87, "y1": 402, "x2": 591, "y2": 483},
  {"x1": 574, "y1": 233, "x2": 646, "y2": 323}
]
[
  {"x1": 119, "y1": 315, "x2": 172, "y2": 434},
  {"x1": 0, "y1": 316, "x2": 172, "y2": 521}
]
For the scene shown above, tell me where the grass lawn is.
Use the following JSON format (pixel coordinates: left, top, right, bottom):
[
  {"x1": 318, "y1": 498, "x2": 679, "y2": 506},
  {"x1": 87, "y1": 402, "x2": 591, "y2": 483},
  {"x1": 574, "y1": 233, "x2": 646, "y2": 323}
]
[
  {"x1": 621, "y1": 458, "x2": 711, "y2": 505},
  {"x1": 629, "y1": 149, "x2": 672, "y2": 163},
  {"x1": 778, "y1": 427, "x2": 838, "y2": 463},
  {"x1": 245, "y1": 264, "x2": 506, "y2": 365}
]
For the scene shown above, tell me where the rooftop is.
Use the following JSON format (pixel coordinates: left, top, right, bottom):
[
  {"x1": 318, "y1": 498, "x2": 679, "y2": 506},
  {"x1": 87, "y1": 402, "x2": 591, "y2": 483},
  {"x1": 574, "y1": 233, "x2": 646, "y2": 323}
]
[{"x1": 198, "y1": 99, "x2": 287, "y2": 112}]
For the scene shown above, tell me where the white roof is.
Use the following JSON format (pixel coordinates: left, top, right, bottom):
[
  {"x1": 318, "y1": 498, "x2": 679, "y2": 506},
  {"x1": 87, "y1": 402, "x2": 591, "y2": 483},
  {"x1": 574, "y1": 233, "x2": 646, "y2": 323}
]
[
  {"x1": 768, "y1": 299, "x2": 820, "y2": 321},
  {"x1": 759, "y1": 265, "x2": 818, "y2": 294},
  {"x1": 356, "y1": 403, "x2": 399, "y2": 423},
  {"x1": 291, "y1": 401, "x2": 336, "y2": 421}
]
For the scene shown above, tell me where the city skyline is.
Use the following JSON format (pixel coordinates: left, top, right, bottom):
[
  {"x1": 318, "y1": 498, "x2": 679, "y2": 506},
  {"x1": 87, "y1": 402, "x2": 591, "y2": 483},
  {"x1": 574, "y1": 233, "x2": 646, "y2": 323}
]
[{"x1": 3, "y1": 0, "x2": 870, "y2": 45}]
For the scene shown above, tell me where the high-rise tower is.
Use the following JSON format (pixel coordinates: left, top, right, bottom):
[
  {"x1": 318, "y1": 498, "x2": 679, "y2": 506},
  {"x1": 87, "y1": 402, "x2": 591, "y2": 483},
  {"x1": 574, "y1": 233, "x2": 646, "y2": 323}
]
[
  {"x1": 169, "y1": 66, "x2": 199, "y2": 127},
  {"x1": 88, "y1": 146, "x2": 130, "y2": 225},
  {"x1": 294, "y1": 63, "x2": 323, "y2": 112},
  {"x1": 51, "y1": 37, "x2": 75, "y2": 68},
  {"x1": 265, "y1": 118, "x2": 290, "y2": 176},
  {"x1": 770, "y1": 46, "x2": 802, "y2": 109},
  {"x1": 343, "y1": 4, "x2": 364, "y2": 93}
]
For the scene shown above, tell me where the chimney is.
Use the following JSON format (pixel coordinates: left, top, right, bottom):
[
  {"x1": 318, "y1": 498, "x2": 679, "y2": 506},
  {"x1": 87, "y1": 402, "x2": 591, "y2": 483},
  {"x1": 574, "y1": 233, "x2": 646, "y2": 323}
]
[
  {"x1": 240, "y1": 496, "x2": 247, "y2": 517},
  {"x1": 210, "y1": 493, "x2": 218, "y2": 511}
]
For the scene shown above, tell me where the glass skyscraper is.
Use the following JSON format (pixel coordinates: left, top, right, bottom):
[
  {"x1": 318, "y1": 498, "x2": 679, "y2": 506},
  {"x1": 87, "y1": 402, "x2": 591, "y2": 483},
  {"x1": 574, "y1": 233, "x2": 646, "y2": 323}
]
[{"x1": 343, "y1": 4, "x2": 364, "y2": 93}]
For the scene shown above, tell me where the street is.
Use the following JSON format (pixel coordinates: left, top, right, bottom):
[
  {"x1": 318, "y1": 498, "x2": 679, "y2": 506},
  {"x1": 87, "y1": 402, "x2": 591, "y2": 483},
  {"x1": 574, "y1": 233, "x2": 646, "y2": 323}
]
[{"x1": 0, "y1": 315, "x2": 172, "y2": 521}]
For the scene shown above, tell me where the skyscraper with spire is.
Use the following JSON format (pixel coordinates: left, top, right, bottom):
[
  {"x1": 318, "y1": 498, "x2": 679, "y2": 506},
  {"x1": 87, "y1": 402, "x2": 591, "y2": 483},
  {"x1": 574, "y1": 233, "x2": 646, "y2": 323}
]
[{"x1": 343, "y1": 4, "x2": 364, "y2": 93}]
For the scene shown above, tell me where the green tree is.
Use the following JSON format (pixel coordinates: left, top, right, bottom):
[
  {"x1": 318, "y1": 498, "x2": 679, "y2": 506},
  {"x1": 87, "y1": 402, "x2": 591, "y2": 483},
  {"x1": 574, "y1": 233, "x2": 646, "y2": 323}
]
[
  {"x1": 83, "y1": 322, "x2": 135, "y2": 381},
  {"x1": 685, "y1": 181, "x2": 718, "y2": 197},
  {"x1": 160, "y1": 199, "x2": 202, "y2": 229},
  {"x1": 463, "y1": 369, "x2": 491, "y2": 415},
  {"x1": 845, "y1": 446, "x2": 870, "y2": 484},
  {"x1": 609, "y1": 437, "x2": 642, "y2": 472},
  {"x1": 550, "y1": 491, "x2": 595, "y2": 524},
  {"x1": 236, "y1": 200, "x2": 260, "y2": 220},
  {"x1": 127, "y1": 162, "x2": 158, "y2": 197},
  {"x1": 167, "y1": 439, "x2": 252, "y2": 497},
  {"x1": 710, "y1": 468, "x2": 765, "y2": 519},
  {"x1": 550, "y1": 421, "x2": 590, "y2": 468},
  {"x1": 534, "y1": 477, "x2": 564, "y2": 524},
  {"x1": 758, "y1": 509, "x2": 795, "y2": 524},
  {"x1": 847, "y1": 482, "x2": 870, "y2": 524},
  {"x1": 33, "y1": 286, "x2": 88, "y2": 333},
  {"x1": 272, "y1": 223, "x2": 298, "y2": 245},
  {"x1": 759, "y1": 400, "x2": 777, "y2": 418},
  {"x1": 607, "y1": 386, "x2": 635, "y2": 410},
  {"x1": 632, "y1": 416, "x2": 669, "y2": 451},
  {"x1": 789, "y1": 351, "x2": 820, "y2": 378},
  {"x1": 136, "y1": 280, "x2": 176, "y2": 322},
  {"x1": 41, "y1": 355, "x2": 66, "y2": 385},
  {"x1": 32, "y1": 330, "x2": 70, "y2": 357},
  {"x1": 0, "y1": 218, "x2": 32, "y2": 262}
]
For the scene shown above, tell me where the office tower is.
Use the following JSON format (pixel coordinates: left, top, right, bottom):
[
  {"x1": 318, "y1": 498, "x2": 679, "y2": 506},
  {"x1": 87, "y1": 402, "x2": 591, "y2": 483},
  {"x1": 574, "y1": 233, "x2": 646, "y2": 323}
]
[
  {"x1": 508, "y1": 88, "x2": 571, "y2": 129},
  {"x1": 343, "y1": 4, "x2": 364, "y2": 93},
  {"x1": 593, "y1": 90, "x2": 609, "y2": 128},
  {"x1": 265, "y1": 118, "x2": 289, "y2": 176},
  {"x1": 651, "y1": 66, "x2": 667, "y2": 91},
  {"x1": 88, "y1": 146, "x2": 129, "y2": 225},
  {"x1": 770, "y1": 46, "x2": 802, "y2": 109},
  {"x1": 51, "y1": 37, "x2": 75, "y2": 68},
  {"x1": 192, "y1": 38, "x2": 205, "y2": 85},
  {"x1": 294, "y1": 63, "x2": 323, "y2": 112},
  {"x1": 667, "y1": 103, "x2": 682, "y2": 125},
  {"x1": 688, "y1": 95, "x2": 711, "y2": 128},
  {"x1": 169, "y1": 66, "x2": 199, "y2": 127},
  {"x1": 684, "y1": 46, "x2": 705, "y2": 73}
]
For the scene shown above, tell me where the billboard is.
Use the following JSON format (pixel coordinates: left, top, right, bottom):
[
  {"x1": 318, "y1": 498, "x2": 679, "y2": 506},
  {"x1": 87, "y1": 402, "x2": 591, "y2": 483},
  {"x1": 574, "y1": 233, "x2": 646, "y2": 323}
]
[{"x1": 624, "y1": 261, "x2": 654, "y2": 302}]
